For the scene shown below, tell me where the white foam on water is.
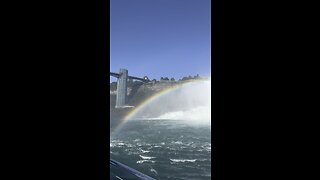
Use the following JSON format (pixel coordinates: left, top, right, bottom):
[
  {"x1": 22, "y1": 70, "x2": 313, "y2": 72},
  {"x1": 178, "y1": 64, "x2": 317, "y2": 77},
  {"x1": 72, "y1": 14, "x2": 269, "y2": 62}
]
[
  {"x1": 139, "y1": 155, "x2": 156, "y2": 160},
  {"x1": 171, "y1": 141, "x2": 183, "y2": 145},
  {"x1": 138, "y1": 148, "x2": 150, "y2": 153},
  {"x1": 136, "y1": 160, "x2": 156, "y2": 164},
  {"x1": 170, "y1": 159, "x2": 197, "y2": 163}
]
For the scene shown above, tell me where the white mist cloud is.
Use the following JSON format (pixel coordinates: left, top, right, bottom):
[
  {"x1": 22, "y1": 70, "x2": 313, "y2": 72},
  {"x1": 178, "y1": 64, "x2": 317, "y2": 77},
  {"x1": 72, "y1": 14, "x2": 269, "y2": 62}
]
[{"x1": 133, "y1": 80, "x2": 211, "y2": 125}]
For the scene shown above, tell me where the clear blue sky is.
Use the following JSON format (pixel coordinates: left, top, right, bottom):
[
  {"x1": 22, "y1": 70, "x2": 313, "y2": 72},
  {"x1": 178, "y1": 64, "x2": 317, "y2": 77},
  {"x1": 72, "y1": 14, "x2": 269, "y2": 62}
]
[{"x1": 110, "y1": 0, "x2": 211, "y2": 82}]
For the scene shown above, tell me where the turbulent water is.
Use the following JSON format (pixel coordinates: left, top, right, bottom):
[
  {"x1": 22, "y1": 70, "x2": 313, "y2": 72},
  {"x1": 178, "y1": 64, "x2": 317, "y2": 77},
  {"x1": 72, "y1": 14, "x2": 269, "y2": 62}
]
[
  {"x1": 110, "y1": 80, "x2": 211, "y2": 179},
  {"x1": 110, "y1": 119, "x2": 211, "y2": 180}
]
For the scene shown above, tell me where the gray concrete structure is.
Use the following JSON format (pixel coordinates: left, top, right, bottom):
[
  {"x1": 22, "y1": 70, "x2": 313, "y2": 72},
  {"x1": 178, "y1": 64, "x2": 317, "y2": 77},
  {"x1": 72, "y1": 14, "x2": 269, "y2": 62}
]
[
  {"x1": 110, "y1": 68, "x2": 150, "y2": 108},
  {"x1": 115, "y1": 69, "x2": 128, "y2": 108}
]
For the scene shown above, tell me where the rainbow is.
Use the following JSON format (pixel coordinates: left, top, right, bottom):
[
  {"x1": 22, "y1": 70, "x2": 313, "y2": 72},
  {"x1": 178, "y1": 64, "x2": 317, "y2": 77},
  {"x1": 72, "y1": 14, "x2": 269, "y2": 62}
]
[{"x1": 111, "y1": 80, "x2": 203, "y2": 134}]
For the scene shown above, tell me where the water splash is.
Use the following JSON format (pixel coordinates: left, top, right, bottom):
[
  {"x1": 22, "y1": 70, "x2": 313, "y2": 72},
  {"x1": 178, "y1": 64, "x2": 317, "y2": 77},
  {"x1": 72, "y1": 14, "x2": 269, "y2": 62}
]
[{"x1": 131, "y1": 80, "x2": 211, "y2": 125}]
